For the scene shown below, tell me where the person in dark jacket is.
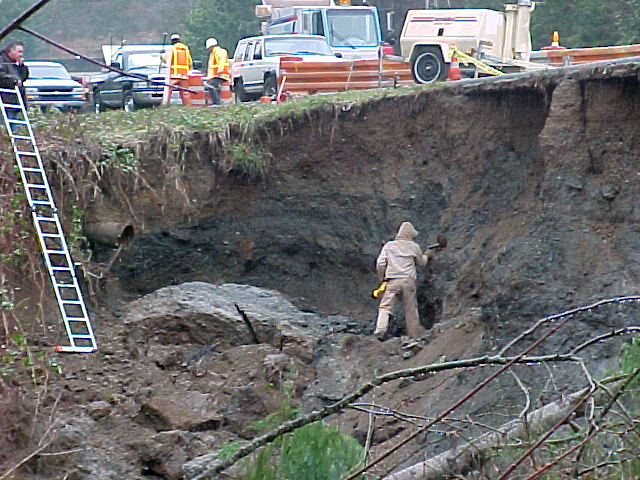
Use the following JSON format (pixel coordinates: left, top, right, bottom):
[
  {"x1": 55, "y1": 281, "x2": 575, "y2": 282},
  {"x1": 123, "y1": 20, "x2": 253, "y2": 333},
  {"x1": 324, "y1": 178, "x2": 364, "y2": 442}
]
[{"x1": 0, "y1": 40, "x2": 29, "y2": 120}]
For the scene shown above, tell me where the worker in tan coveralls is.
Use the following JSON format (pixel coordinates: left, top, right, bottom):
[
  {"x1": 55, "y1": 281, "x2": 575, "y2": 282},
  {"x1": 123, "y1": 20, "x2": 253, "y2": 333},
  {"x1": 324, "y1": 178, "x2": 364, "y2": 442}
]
[{"x1": 374, "y1": 222, "x2": 432, "y2": 340}]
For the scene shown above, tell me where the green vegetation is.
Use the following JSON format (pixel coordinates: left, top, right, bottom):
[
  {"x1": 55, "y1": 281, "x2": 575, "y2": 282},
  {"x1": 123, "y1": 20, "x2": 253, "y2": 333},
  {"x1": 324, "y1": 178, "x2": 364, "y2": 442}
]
[
  {"x1": 217, "y1": 380, "x2": 365, "y2": 480},
  {"x1": 43, "y1": 86, "x2": 430, "y2": 145},
  {"x1": 0, "y1": 0, "x2": 195, "y2": 58},
  {"x1": 463, "y1": 0, "x2": 640, "y2": 48},
  {"x1": 183, "y1": 0, "x2": 261, "y2": 63},
  {"x1": 3, "y1": 0, "x2": 640, "y2": 60}
]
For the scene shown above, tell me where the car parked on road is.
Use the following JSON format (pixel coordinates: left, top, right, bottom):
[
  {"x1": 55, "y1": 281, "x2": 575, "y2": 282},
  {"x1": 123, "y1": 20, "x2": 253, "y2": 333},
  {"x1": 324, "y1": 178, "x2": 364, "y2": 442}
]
[
  {"x1": 24, "y1": 61, "x2": 86, "y2": 112},
  {"x1": 230, "y1": 34, "x2": 345, "y2": 102},
  {"x1": 88, "y1": 50, "x2": 168, "y2": 113}
]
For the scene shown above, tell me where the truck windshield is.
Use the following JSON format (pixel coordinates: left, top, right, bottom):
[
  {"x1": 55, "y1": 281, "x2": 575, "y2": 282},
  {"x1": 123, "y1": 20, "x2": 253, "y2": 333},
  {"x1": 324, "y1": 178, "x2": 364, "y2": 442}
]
[
  {"x1": 127, "y1": 53, "x2": 162, "y2": 69},
  {"x1": 27, "y1": 64, "x2": 71, "y2": 80},
  {"x1": 326, "y1": 9, "x2": 378, "y2": 47},
  {"x1": 264, "y1": 37, "x2": 333, "y2": 56}
]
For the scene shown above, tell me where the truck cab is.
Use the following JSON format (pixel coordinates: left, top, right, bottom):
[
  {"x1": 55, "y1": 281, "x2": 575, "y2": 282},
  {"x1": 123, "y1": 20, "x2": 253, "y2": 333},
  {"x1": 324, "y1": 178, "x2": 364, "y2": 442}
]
[
  {"x1": 89, "y1": 49, "x2": 167, "y2": 113},
  {"x1": 258, "y1": 0, "x2": 382, "y2": 60}
]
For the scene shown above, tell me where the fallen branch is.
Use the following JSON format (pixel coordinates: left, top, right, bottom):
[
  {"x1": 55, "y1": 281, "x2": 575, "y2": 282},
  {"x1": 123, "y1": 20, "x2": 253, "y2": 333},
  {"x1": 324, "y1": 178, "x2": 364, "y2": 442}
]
[
  {"x1": 383, "y1": 376, "x2": 629, "y2": 480},
  {"x1": 185, "y1": 352, "x2": 580, "y2": 479}
]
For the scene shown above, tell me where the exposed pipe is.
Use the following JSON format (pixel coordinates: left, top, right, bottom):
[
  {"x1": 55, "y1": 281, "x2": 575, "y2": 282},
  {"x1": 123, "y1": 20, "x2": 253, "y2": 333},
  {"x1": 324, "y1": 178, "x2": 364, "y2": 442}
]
[{"x1": 84, "y1": 222, "x2": 134, "y2": 248}]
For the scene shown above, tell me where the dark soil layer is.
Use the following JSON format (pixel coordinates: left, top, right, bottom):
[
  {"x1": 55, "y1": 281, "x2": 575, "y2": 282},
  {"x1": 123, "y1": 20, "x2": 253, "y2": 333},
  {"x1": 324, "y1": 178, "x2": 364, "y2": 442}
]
[{"x1": 112, "y1": 68, "x2": 640, "y2": 343}]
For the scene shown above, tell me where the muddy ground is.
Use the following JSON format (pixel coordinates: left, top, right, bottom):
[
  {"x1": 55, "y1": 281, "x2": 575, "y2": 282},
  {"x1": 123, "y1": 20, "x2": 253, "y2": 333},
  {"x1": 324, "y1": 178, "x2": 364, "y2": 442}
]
[{"x1": 2, "y1": 62, "x2": 640, "y2": 479}]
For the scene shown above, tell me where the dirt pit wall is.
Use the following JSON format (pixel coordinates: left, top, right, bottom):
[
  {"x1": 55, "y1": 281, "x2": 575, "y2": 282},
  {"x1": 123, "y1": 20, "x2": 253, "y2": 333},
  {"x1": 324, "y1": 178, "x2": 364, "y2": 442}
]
[{"x1": 101, "y1": 65, "x2": 640, "y2": 350}]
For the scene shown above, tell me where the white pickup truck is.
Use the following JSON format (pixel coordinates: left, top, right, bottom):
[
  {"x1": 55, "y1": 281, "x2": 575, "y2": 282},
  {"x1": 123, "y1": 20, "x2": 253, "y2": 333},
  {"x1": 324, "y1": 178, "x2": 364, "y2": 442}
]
[{"x1": 230, "y1": 34, "x2": 346, "y2": 101}]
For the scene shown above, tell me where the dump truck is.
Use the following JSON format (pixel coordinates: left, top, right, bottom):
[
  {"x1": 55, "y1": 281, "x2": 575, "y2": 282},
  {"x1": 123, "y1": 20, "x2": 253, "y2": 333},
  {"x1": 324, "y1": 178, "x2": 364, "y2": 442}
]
[
  {"x1": 256, "y1": 0, "x2": 389, "y2": 60},
  {"x1": 399, "y1": 0, "x2": 540, "y2": 83}
]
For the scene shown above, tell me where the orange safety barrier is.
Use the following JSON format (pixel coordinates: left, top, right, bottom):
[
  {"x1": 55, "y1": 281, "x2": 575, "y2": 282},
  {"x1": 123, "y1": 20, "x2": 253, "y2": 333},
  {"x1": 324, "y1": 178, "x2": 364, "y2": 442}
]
[
  {"x1": 277, "y1": 57, "x2": 414, "y2": 95},
  {"x1": 188, "y1": 72, "x2": 206, "y2": 106},
  {"x1": 533, "y1": 43, "x2": 640, "y2": 67}
]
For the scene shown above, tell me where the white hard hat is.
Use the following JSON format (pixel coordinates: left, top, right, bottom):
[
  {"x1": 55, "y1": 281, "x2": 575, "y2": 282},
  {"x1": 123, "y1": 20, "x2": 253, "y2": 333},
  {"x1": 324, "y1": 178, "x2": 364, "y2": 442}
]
[
  {"x1": 170, "y1": 33, "x2": 181, "y2": 41},
  {"x1": 205, "y1": 37, "x2": 218, "y2": 49}
]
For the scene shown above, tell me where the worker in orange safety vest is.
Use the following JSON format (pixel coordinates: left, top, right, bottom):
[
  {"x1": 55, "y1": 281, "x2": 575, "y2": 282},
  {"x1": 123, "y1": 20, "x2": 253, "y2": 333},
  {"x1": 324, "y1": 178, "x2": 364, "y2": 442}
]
[
  {"x1": 204, "y1": 37, "x2": 230, "y2": 105},
  {"x1": 162, "y1": 33, "x2": 192, "y2": 105}
]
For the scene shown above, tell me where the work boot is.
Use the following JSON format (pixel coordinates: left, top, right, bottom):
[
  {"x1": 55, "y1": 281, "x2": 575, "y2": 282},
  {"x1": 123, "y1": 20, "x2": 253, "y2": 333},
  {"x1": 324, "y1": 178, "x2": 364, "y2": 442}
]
[{"x1": 374, "y1": 330, "x2": 386, "y2": 342}]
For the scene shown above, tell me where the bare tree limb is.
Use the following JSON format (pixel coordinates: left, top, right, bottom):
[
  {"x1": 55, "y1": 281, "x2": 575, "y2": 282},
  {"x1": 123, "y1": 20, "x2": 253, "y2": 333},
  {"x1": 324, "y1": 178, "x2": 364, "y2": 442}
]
[
  {"x1": 383, "y1": 376, "x2": 629, "y2": 480},
  {"x1": 185, "y1": 352, "x2": 580, "y2": 479},
  {"x1": 344, "y1": 315, "x2": 573, "y2": 480},
  {"x1": 0, "y1": 0, "x2": 52, "y2": 42},
  {"x1": 500, "y1": 296, "x2": 640, "y2": 356},
  {"x1": 571, "y1": 326, "x2": 640, "y2": 355}
]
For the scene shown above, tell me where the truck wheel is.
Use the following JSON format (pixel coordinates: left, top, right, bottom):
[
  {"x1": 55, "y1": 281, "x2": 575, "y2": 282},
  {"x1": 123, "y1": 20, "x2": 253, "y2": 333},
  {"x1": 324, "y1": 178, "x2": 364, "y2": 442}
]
[
  {"x1": 93, "y1": 92, "x2": 105, "y2": 114},
  {"x1": 123, "y1": 91, "x2": 136, "y2": 113},
  {"x1": 412, "y1": 49, "x2": 448, "y2": 84},
  {"x1": 263, "y1": 74, "x2": 277, "y2": 97},
  {"x1": 234, "y1": 78, "x2": 251, "y2": 103}
]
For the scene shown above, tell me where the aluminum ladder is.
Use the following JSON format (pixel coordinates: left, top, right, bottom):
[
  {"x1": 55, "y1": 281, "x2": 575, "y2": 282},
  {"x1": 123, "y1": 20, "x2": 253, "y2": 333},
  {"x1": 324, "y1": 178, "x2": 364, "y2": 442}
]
[{"x1": 0, "y1": 86, "x2": 97, "y2": 353}]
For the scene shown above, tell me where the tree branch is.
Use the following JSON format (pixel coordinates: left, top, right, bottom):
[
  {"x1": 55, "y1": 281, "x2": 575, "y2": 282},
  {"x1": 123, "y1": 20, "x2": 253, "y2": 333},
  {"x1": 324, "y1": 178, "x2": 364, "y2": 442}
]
[
  {"x1": 185, "y1": 353, "x2": 580, "y2": 479},
  {"x1": 383, "y1": 376, "x2": 629, "y2": 480},
  {"x1": 500, "y1": 296, "x2": 640, "y2": 355},
  {"x1": 0, "y1": 0, "x2": 52, "y2": 42}
]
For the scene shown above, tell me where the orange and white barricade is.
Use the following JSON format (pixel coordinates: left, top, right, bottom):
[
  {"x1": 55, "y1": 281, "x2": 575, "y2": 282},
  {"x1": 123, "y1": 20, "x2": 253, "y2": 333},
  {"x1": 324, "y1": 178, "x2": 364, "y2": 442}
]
[
  {"x1": 220, "y1": 81, "x2": 232, "y2": 105},
  {"x1": 188, "y1": 73, "x2": 206, "y2": 106}
]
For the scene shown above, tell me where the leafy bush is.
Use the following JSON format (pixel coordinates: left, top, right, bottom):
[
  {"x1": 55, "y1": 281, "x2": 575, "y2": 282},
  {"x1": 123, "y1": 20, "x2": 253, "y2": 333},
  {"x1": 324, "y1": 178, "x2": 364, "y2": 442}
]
[{"x1": 232, "y1": 380, "x2": 365, "y2": 480}]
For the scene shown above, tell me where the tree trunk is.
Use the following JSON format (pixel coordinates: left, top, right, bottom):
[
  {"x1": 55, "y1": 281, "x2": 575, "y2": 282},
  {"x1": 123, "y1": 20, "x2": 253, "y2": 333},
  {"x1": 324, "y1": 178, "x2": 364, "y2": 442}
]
[{"x1": 383, "y1": 383, "x2": 617, "y2": 480}]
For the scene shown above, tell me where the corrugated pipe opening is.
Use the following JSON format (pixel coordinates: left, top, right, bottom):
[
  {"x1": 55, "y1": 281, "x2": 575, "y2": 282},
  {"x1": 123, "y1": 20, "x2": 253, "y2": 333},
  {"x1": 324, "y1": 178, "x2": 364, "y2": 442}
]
[{"x1": 84, "y1": 222, "x2": 135, "y2": 248}]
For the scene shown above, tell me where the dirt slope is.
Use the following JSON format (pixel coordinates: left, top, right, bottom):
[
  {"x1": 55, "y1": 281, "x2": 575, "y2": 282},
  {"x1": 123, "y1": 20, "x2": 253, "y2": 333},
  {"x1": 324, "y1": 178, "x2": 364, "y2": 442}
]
[{"x1": 105, "y1": 64, "x2": 640, "y2": 341}]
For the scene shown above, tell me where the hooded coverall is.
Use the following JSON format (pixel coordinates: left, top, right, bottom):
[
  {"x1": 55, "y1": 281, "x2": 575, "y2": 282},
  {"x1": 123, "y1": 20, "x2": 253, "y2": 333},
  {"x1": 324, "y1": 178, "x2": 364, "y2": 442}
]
[{"x1": 374, "y1": 222, "x2": 430, "y2": 339}]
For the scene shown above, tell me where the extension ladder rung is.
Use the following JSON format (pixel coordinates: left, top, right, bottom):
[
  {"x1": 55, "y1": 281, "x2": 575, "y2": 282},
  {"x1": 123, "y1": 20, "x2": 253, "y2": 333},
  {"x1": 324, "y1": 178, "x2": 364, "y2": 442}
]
[
  {"x1": 2, "y1": 85, "x2": 97, "y2": 354},
  {"x1": 54, "y1": 346, "x2": 96, "y2": 353}
]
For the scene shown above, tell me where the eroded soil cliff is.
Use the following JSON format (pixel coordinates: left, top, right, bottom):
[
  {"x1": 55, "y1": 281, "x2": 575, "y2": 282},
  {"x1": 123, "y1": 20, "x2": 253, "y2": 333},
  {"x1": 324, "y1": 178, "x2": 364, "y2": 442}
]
[{"x1": 3, "y1": 62, "x2": 640, "y2": 479}]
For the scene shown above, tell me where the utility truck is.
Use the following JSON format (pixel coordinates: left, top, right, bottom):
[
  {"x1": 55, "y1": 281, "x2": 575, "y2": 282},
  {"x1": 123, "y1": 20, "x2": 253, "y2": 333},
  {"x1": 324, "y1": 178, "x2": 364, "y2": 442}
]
[
  {"x1": 256, "y1": 0, "x2": 388, "y2": 60},
  {"x1": 399, "y1": 0, "x2": 539, "y2": 83}
]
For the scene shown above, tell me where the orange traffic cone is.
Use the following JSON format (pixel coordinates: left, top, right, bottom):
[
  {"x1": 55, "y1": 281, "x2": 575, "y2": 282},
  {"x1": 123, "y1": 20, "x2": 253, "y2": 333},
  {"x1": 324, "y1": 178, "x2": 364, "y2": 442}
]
[
  {"x1": 448, "y1": 43, "x2": 461, "y2": 81},
  {"x1": 540, "y1": 31, "x2": 566, "y2": 51}
]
